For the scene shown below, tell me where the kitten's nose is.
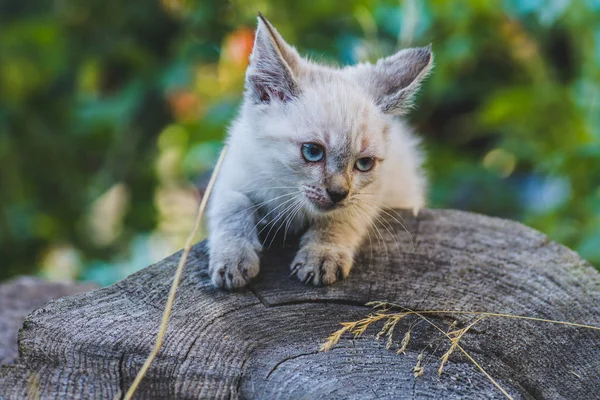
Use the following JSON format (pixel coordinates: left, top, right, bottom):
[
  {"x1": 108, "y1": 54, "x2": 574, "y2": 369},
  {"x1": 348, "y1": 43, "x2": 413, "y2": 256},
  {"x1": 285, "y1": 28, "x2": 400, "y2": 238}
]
[{"x1": 326, "y1": 188, "x2": 349, "y2": 203}]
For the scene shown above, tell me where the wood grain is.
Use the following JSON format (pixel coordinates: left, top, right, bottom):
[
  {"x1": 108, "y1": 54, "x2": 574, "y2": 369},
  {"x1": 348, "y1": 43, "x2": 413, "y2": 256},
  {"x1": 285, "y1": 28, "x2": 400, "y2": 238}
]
[
  {"x1": 1, "y1": 209, "x2": 599, "y2": 399},
  {"x1": 0, "y1": 277, "x2": 96, "y2": 367}
]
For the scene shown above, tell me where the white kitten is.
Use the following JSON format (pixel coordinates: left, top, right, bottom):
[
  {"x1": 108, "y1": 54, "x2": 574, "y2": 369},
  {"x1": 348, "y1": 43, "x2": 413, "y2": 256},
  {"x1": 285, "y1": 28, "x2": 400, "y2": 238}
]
[{"x1": 207, "y1": 15, "x2": 432, "y2": 289}]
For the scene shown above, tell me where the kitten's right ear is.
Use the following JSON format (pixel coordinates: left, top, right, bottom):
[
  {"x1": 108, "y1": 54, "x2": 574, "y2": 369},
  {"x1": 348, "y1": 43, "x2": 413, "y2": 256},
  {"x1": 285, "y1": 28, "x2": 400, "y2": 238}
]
[{"x1": 246, "y1": 14, "x2": 302, "y2": 104}]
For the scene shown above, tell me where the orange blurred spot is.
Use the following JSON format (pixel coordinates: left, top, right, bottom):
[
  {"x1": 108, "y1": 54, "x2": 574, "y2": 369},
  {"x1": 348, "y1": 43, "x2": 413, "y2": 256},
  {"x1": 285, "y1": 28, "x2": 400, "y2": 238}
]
[
  {"x1": 224, "y1": 28, "x2": 255, "y2": 67},
  {"x1": 167, "y1": 90, "x2": 203, "y2": 121}
]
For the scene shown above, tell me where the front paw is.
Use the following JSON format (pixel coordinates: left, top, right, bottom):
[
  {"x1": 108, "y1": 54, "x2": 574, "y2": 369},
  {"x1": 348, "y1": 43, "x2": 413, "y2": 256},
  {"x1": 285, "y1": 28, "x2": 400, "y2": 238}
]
[
  {"x1": 209, "y1": 239, "x2": 260, "y2": 290},
  {"x1": 290, "y1": 243, "x2": 353, "y2": 286}
]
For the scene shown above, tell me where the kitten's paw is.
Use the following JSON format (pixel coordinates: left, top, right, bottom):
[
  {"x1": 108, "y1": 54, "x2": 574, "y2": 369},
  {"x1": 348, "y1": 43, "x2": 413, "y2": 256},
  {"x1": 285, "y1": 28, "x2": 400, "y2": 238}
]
[
  {"x1": 209, "y1": 239, "x2": 260, "y2": 290},
  {"x1": 290, "y1": 243, "x2": 353, "y2": 286}
]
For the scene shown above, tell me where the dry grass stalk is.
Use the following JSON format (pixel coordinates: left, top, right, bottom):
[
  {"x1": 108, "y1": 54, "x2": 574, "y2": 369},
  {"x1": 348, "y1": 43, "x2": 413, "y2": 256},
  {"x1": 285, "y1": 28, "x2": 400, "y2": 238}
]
[
  {"x1": 412, "y1": 310, "x2": 514, "y2": 400},
  {"x1": 368, "y1": 301, "x2": 600, "y2": 331},
  {"x1": 438, "y1": 315, "x2": 487, "y2": 376},
  {"x1": 322, "y1": 301, "x2": 600, "y2": 400},
  {"x1": 26, "y1": 372, "x2": 40, "y2": 400},
  {"x1": 320, "y1": 321, "x2": 359, "y2": 352},
  {"x1": 122, "y1": 146, "x2": 228, "y2": 400}
]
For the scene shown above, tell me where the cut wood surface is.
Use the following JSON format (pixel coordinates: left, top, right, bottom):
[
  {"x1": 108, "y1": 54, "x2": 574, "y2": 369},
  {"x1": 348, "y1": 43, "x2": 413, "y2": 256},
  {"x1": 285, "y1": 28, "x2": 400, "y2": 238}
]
[
  {"x1": 1, "y1": 209, "x2": 599, "y2": 399},
  {"x1": 0, "y1": 277, "x2": 96, "y2": 367}
]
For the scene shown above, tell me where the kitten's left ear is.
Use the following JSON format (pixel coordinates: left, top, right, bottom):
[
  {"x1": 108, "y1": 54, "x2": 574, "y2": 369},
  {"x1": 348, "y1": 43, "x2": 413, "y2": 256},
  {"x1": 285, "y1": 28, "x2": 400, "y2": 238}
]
[
  {"x1": 349, "y1": 46, "x2": 433, "y2": 115},
  {"x1": 246, "y1": 14, "x2": 302, "y2": 104}
]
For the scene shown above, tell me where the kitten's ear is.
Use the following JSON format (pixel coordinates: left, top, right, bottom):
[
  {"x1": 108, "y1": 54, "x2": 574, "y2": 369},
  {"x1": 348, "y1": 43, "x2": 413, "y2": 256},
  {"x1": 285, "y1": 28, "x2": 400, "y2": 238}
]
[
  {"x1": 246, "y1": 14, "x2": 302, "y2": 104},
  {"x1": 353, "y1": 46, "x2": 433, "y2": 115}
]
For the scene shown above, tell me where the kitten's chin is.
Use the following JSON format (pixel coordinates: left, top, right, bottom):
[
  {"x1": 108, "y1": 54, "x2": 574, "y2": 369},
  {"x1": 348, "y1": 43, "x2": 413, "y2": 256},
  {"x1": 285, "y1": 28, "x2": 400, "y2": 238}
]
[{"x1": 307, "y1": 199, "x2": 344, "y2": 214}]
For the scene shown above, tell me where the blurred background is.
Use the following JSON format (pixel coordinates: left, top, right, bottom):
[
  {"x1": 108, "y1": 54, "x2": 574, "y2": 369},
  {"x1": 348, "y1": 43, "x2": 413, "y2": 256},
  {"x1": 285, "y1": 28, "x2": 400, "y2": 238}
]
[{"x1": 1, "y1": 0, "x2": 599, "y2": 285}]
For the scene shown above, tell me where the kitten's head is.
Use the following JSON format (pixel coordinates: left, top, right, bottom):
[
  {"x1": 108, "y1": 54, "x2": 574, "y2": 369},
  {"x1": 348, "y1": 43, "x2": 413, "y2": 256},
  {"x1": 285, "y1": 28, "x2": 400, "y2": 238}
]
[{"x1": 239, "y1": 15, "x2": 432, "y2": 216}]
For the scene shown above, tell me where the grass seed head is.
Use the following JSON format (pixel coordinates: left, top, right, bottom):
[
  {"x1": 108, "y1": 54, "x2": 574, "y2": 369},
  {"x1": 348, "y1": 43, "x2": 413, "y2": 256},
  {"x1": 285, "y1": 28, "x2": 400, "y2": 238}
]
[
  {"x1": 397, "y1": 331, "x2": 411, "y2": 354},
  {"x1": 413, "y1": 351, "x2": 425, "y2": 377}
]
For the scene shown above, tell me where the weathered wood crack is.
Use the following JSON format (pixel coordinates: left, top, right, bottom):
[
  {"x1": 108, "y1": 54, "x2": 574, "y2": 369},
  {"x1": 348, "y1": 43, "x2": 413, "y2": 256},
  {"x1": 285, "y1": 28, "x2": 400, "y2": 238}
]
[
  {"x1": 1, "y1": 209, "x2": 599, "y2": 399},
  {"x1": 266, "y1": 350, "x2": 326, "y2": 379}
]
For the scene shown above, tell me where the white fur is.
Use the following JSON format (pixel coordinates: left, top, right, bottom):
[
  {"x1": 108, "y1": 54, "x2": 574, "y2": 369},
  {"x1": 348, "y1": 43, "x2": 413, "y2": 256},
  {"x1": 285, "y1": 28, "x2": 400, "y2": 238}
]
[{"x1": 207, "y1": 16, "x2": 431, "y2": 289}]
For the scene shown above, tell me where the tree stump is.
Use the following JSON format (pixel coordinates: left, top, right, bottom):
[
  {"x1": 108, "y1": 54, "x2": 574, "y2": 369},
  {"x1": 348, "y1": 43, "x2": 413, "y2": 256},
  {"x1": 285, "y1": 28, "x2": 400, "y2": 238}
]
[
  {"x1": 0, "y1": 277, "x2": 97, "y2": 367},
  {"x1": 1, "y1": 209, "x2": 599, "y2": 399}
]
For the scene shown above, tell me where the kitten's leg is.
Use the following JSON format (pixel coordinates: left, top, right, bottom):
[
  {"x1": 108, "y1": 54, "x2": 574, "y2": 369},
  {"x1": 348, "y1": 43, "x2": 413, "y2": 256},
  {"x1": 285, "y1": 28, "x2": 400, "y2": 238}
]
[
  {"x1": 208, "y1": 191, "x2": 261, "y2": 290},
  {"x1": 290, "y1": 209, "x2": 376, "y2": 285}
]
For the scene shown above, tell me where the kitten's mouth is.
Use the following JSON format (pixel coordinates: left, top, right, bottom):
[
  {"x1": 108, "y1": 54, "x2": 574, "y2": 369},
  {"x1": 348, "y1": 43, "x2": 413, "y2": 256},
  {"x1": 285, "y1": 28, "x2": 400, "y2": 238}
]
[{"x1": 305, "y1": 195, "x2": 343, "y2": 212}]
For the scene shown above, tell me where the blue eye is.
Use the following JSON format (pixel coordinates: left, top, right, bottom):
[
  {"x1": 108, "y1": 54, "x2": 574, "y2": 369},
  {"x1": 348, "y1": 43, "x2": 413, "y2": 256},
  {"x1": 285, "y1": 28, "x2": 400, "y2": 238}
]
[
  {"x1": 301, "y1": 143, "x2": 325, "y2": 162},
  {"x1": 355, "y1": 157, "x2": 375, "y2": 172}
]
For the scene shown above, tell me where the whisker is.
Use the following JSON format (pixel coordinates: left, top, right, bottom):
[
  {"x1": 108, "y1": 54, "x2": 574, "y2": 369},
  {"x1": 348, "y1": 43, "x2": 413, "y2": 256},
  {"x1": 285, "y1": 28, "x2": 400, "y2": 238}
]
[
  {"x1": 241, "y1": 189, "x2": 302, "y2": 212},
  {"x1": 239, "y1": 191, "x2": 304, "y2": 230},
  {"x1": 361, "y1": 198, "x2": 411, "y2": 227},
  {"x1": 370, "y1": 207, "x2": 402, "y2": 257},
  {"x1": 354, "y1": 203, "x2": 388, "y2": 262},
  {"x1": 250, "y1": 195, "x2": 302, "y2": 237},
  {"x1": 259, "y1": 195, "x2": 303, "y2": 245},
  {"x1": 350, "y1": 207, "x2": 374, "y2": 261},
  {"x1": 283, "y1": 198, "x2": 305, "y2": 245},
  {"x1": 267, "y1": 199, "x2": 302, "y2": 249},
  {"x1": 360, "y1": 199, "x2": 415, "y2": 248},
  {"x1": 236, "y1": 190, "x2": 302, "y2": 216},
  {"x1": 264, "y1": 196, "x2": 303, "y2": 249}
]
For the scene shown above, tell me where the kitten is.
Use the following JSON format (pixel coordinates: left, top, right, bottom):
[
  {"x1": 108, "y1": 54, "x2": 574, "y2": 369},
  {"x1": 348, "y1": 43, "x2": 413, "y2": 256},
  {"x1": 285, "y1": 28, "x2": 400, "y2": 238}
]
[{"x1": 207, "y1": 15, "x2": 431, "y2": 289}]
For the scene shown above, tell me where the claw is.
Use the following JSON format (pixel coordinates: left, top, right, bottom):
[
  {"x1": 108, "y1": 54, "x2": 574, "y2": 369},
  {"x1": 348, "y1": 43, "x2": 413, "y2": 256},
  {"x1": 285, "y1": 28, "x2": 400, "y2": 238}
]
[
  {"x1": 241, "y1": 268, "x2": 249, "y2": 280},
  {"x1": 289, "y1": 263, "x2": 301, "y2": 278},
  {"x1": 303, "y1": 271, "x2": 315, "y2": 285}
]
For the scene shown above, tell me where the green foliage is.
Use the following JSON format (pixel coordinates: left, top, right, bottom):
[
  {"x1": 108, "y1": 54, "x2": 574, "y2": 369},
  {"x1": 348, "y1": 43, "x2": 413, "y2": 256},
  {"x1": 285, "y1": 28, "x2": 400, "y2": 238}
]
[{"x1": 1, "y1": 0, "x2": 599, "y2": 282}]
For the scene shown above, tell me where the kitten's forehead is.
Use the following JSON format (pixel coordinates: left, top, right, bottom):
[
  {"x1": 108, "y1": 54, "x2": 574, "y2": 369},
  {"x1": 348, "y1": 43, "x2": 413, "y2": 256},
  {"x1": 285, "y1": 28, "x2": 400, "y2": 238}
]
[{"x1": 292, "y1": 71, "x2": 386, "y2": 154}]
